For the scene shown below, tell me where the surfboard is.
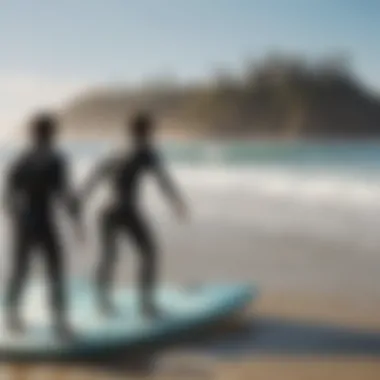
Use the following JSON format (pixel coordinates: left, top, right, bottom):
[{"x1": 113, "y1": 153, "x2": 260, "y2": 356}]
[{"x1": 0, "y1": 280, "x2": 256, "y2": 360}]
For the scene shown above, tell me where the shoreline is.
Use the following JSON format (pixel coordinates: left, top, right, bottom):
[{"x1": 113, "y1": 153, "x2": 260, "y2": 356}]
[{"x1": 6, "y1": 126, "x2": 380, "y2": 145}]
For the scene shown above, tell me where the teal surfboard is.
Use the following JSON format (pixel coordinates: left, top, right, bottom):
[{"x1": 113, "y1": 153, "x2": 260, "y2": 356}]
[{"x1": 0, "y1": 280, "x2": 256, "y2": 360}]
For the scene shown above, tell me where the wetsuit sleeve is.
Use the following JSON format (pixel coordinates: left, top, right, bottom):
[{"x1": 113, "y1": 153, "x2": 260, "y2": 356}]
[
  {"x1": 149, "y1": 150, "x2": 182, "y2": 205},
  {"x1": 54, "y1": 154, "x2": 67, "y2": 191},
  {"x1": 7, "y1": 160, "x2": 22, "y2": 189},
  {"x1": 55, "y1": 154, "x2": 79, "y2": 219},
  {"x1": 80, "y1": 156, "x2": 114, "y2": 200},
  {"x1": 3, "y1": 156, "x2": 24, "y2": 214}
]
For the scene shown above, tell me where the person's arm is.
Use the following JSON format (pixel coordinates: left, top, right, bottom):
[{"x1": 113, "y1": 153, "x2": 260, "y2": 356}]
[
  {"x1": 151, "y1": 151, "x2": 188, "y2": 219},
  {"x1": 54, "y1": 154, "x2": 87, "y2": 245},
  {"x1": 55, "y1": 155, "x2": 80, "y2": 222},
  {"x1": 3, "y1": 157, "x2": 23, "y2": 217},
  {"x1": 80, "y1": 157, "x2": 113, "y2": 203}
]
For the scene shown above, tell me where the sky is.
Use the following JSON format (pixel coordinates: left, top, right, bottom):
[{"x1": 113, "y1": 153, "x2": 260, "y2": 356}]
[{"x1": 0, "y1": 0, "x2": 379, "y2": 135}]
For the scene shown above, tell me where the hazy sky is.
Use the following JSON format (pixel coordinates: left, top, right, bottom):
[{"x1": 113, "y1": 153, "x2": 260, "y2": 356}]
[{"x1": 0, "y1": 0, "x2": 379, "y2": 132}]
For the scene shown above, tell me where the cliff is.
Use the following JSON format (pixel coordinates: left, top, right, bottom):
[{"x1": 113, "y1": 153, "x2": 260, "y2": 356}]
[{"x1": 61, "y1": 54, "x2": 380, "y2": 139}]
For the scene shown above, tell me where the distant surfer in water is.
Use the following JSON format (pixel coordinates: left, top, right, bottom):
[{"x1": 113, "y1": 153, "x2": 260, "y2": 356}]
[
  {"x1": 81, "y1": 111, "x2": 188, "y2": 318},
  {"x1": 3, "y1": 112, "x2": 80, "y2": 339}
]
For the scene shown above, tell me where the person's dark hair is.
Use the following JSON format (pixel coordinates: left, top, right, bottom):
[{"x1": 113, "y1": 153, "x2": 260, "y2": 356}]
[
  {"x1": 129, "y1": 111, "x2": 154, "y2": 140},
  {"x1": 30, "y1": 112, "x2": 58, "y2": 144}
]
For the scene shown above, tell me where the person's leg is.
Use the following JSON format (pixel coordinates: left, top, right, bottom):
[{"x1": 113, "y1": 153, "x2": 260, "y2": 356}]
[
  {"x1": 39, "y1": 224, "x2": 71, "y2": 339},
  {"x1": 96, "y1": 209, "x2": 119, "y2": 315},
  {"x1": 125, "y1": 210, "x2": 158, "y2": 318},
  {"x1": 5, "y1": 224, "x2": 32, "y2": 333}
]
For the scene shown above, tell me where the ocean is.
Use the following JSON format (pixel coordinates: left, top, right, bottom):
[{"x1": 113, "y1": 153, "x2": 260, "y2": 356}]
[{"x1": 1, "y1": 141, "x2": 380, "y2": 301}]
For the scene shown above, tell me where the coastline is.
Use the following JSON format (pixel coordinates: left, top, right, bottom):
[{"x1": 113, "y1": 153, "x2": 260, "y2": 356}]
[{"x1": 6, "y1": 122, "x2": 380, "y2": 145}]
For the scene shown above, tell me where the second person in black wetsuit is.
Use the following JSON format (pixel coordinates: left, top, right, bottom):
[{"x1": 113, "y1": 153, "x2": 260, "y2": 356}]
[
  {"x1": 81, "y1": 112, "x2": 188, "y2": 317},
  {"x1": 3, "y1": 112, "x2": 80, "y2": 339}
]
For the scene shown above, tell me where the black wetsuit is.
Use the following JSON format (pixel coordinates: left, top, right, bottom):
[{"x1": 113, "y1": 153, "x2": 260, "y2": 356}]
[
  {"x1": 4, "y1": 147, "x2": 75, "y2": 328},
  {"x1": 93, "y1": 145, "x2": 178, "y2": 312}
]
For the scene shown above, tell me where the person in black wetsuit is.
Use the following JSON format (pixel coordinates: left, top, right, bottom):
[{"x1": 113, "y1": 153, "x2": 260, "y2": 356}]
[
  {"x1": 3, "y1": 112, "x2": 80, "y2": 339},
  {"x1": 81, "y1": 111, "x2": 188, "y2": 318}
]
